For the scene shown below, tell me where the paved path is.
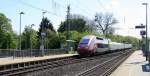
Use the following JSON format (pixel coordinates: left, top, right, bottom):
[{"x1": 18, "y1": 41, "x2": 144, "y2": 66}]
[{"x1": 110, "y1": 50, "x2": 150, "y2": 76}]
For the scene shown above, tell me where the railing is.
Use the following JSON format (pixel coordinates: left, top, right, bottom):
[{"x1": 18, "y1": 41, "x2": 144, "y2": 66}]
[{"x1": 0, "y1": 49, "x2": 68, "y2": 58}]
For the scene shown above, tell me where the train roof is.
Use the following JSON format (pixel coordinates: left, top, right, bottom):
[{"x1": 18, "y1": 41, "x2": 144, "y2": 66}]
[
  {"x1": 82, "y1": 35, "x2": 111, "y2": 44},
  {"x1": 82, "y1": 35, "x2": 95, "y2": 39},
  {"x1": 82, "y1": 35, "x2": 109, "y2": 40},
  {"x1": 95, "y1": 39, "x2": 109, "y2": 44},
  {"x1": 82, "y1": 35, "x2": 111, "y2": 41}
]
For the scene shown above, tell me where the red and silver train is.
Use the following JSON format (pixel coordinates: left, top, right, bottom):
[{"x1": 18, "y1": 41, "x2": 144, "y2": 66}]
[{"x1": 77, "y1": 35, "x2": 132, "y2": 56}]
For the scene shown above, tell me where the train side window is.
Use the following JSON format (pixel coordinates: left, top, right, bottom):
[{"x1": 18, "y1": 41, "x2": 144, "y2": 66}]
[
  {"x1": 105, "y1": 44, "x2": 109, "y2": 48},
  {"x1": 97, "y1": 44, "x2": 101, "y2": 48},
  {"x1": 97, "y1": 44, "x2": 108, "y2": 48}
]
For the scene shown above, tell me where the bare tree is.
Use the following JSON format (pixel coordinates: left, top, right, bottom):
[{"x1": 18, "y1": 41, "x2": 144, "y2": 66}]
[
  {"x1": 84, "y1": 19, "x2": 97, "y2": 33},
  {"x1": 95, "y1": 13, "x2": 118, "y2": 35},
  {"x1": 106, "y1": 27, "x2": 115, "y2": 34}
]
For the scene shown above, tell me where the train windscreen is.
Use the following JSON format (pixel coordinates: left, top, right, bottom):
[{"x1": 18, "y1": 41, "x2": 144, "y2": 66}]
[{"x1": 80, "y1": 39, "x2": 89, "y2": 44}]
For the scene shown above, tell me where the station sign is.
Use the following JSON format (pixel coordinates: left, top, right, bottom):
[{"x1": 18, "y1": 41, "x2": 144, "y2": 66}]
[
  {"x1": 135, "y1": 25, "x2": 145, "y2": 29},
  {"x1": 41, "y1": 32, "x2": 46, "y2": 36},
  {"x1": 140, "y1": 30, "x2": 146, "y2": 35}
]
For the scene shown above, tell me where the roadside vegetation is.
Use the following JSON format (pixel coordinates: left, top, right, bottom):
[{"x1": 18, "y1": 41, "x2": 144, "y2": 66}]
[{"x1": 0, "y1": 12, "x2": 140, "y2": 51}]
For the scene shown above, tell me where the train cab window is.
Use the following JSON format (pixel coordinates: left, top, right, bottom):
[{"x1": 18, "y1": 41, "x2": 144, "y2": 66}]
[
  {"x1": 97, "y1": 44, "x2": 108, "y2": 48},
  {"x1": 80, "y1": 39, "x2": 89, "y2": 44}
]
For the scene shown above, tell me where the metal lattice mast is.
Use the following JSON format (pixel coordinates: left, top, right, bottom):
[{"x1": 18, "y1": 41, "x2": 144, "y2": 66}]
[{"x1": 66, "y1": 5, "x2": 70, "y2": 50}]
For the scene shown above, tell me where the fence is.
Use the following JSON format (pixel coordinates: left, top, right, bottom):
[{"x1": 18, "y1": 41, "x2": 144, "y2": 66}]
[{"x1": 0, "y1": 49, "x2": 68, "y2": 58}]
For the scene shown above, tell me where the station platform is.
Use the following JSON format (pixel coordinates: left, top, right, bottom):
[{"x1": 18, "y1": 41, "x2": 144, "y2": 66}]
[
  {"x1": 0, "y1": 54, "x2": 77, "y2": 66},
  {"x1": 110, "y1": 50, "x2": 150, "y2": 76}
]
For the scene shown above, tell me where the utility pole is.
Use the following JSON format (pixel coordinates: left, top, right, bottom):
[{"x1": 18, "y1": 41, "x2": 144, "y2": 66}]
[
  {"x1": 40, "y1": 11, "x2": 46, "y2": 56},
  {"x1": 142, "y1": 3, "x2": 148, "y2": 61},
  {"x1": 66, "y1": 5, "x2": 70, "y2": 51},
  {"x1": 30, "y1": 24, "x2": 34, "y2": 57}
]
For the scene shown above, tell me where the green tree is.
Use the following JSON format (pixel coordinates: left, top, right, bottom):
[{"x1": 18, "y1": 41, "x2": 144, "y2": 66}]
[
  {"x1": 0, "y1": 13, "x2": 17, "y2": 49},
  {"x1": 58, "y1": 31, "x2": 93, "y2": 49},
  {"x1": 37, "y1": 17, "x2": 60, "y2": 49},
  {"x1": 57, "y1": 18, "x2": 86, "y2": 32},
  {"x1": 45, "y1": 29, "x2": 60, "y2": 49},
  {"x1": 37, "y1": 17, "x2": 55, "y2": 38},
  {"x1": 21, "y1": 25, "x2": 37, "y2": 49},
  {"x1": 105, "y1": 34, "x2": 140, "y2": 47},
  {"x1": 57, "y1": 14, "x2": 94, "y2": 33}
]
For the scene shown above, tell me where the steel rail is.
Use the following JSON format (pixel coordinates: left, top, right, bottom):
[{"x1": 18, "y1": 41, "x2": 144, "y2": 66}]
[{"x1": 77, "y1": 50, "x2": 133, "y2": 76}]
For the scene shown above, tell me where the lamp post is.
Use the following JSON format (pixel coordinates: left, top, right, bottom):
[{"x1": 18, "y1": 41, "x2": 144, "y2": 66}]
[
  {"x1": 42, "y1": 11, "x2": 46, "y2": 18},
  {"x1": 142, "y1": 3, "x2": 148, "y2": 61},
  {"x1": 19, "y1": 12, "x2": 24, "y2": 58},
  {"x1": 30, "y1": 24, "x2": 34, "y2": 57},
  {"x1": 19, "y1": 12, "x2": 24, "y2": 51}
]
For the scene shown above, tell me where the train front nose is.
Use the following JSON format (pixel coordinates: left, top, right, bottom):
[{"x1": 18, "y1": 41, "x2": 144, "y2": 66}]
[{"x1": 77, "y1": 45, "x2": 92, "y2": 56}]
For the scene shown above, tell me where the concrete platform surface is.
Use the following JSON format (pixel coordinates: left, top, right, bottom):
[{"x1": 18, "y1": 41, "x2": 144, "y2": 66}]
[
  {"x1": 0, "y1": 54, "x2": 77, "y2": 66},
  {"x1": 110, "y1": 50, "x2": 150, "y2": 76}
]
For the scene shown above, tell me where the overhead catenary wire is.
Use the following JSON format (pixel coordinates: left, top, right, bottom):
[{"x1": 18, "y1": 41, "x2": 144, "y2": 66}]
[
  {"x1": 51, "y1": 0, "x2": 93, "y2": 18},
  {"x1": 16, "y1": 0, "x2": 67, "y2": 25},
  {"x1": 18, "y1": 0, "x2": 96, "y2": 18},
  {"x1": 75, "y1": 0, "x2": 94, "y2": 14},
  {"x1": 96, "y1": 0, "x2": 106, "y2": 10},
  {"x1": 71, "y1": 1, "x2": 93, "y2": 16},
  {"x1": 51, "y1": 0, "x2": 68, "y2": 19},
  {"x1": 16, "y1": 0, "x2": 63, "y2": 17},
  {"x1": 51, "y1": 0, "x2": 66, "y2": 9},
  {"x1": 16, "y1": 0, "x2": 106, "y2": 20}
]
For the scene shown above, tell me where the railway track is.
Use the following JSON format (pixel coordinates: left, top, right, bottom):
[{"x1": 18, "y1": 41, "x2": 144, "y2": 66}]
[
  {"x1": 27, "y1": 49, "x2": 133, "y2": 76},
  {"x1": 0, "y1": 49, "x2": 134, "y2": 76},
  {"x1": 26, "y1": 49, "x2": 133, "y2": 76},
  {"x1": 0, "y1": 55, "x2": 79, "y2": 76},
  {"x1": 77, "y1": 49, "x2": 133, "y2": 76},
  {"x1": 0, "y1": 53, "x2": 109, "y2": 76}
]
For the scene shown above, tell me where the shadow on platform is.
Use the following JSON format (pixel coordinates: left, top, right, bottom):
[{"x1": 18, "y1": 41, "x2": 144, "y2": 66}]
[
  {"x1": 138, "y1": 53, "x2": 143, "y2": 55},
  {"x1": 126, "y1": 61, "x2": 146, "y2": 65},
  {"x1": 142, "y1": 63, "x2": 150, "y2": 72}
]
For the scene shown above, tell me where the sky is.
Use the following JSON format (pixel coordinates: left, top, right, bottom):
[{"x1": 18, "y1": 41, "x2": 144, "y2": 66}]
[{"x1": 0, "y1": 0, "x2": 149, "y2": 38}]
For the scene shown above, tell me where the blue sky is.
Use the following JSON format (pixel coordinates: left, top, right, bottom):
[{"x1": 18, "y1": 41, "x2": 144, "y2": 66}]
[{"x1": 0, "y1": 0, "x2": 149, "y2": 38}]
